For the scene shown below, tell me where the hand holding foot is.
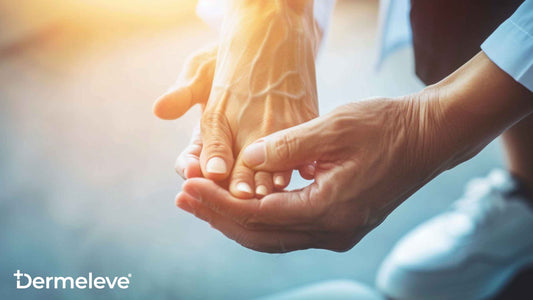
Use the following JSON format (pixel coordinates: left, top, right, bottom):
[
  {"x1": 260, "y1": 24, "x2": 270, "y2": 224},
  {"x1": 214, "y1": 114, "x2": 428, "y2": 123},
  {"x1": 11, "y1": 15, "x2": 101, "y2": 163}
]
[{"x1": 154, "y1": 0, "x2": 321, "y2": 198}]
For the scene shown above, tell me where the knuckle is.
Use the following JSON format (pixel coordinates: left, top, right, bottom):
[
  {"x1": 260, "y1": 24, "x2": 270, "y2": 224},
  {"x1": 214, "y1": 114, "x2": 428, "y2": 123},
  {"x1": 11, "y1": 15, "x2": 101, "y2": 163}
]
[
  {"x1": 273, "y1": 133, "x2": 296, "y2": 163},
  {"x1": 201, "y1": 112, "x2": 232, "y2": 154},
  {"x1": 206, "y1": 140, "x2": 230, "y2": 155},
  {"x1": 201, "y1": 112, "x2": 231, "y2": 135},
  {"x1": 201, "y1": 111, "x2": 225, "y2": 128},
  {"x1": 232, "y1": 164, "x2": 250, "y2": 176}
]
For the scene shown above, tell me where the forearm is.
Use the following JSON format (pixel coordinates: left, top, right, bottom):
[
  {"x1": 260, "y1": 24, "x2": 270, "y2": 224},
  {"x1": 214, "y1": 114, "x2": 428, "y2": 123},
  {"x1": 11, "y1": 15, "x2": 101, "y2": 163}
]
[{"x1": 432, "y1": 51, "x2": 533, "y2": 169}]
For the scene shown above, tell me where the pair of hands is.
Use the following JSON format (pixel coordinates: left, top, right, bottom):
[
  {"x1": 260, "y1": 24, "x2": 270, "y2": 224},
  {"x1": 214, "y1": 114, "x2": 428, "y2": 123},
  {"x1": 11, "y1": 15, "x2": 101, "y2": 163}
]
[
  {"x1": 173, "y1": 96, "x2": 448, "y2": 253},
  {"x1": 152, "y1": 0, "x2": 445, "y2": 253},
  {"x1": 153, "y1": 1, "x2": 533, "y2": 253}
]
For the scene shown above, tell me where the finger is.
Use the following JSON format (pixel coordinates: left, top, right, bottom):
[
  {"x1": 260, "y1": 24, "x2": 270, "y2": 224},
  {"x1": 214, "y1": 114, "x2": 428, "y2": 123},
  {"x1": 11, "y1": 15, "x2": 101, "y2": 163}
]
[
  {"x1": 254, "y1": 171, "x2": 273, "y2": 198},
  {"x1": 183, "y1": 156, "x2": 202, "y2": 179},
  {"x1": 175, "y1": 125, "x2": 203, "y2": 179},
  {"x1": 184, "y1": 125, "x2": 203, "y2": 178},
  {"x1": 241, "y1": 117, "x2": 328, "y2": 172},
  {"x1": 229, "y1": 155, "x2": 255, "y2": 199},
  {"x1": 153, "y1": 48, "x2": 216, "y2": 120},
  {"x1": 175, "y1": 144, "x2": 202, "y2": 179},
  {"x1": 199, "y1": 111, "x2": 234, "y2": 181},
  {"x1": 176, "y1": 191, "x2": 315, "y2": 253},
  {"x1": 298, "y1": 162, "x2": 316, "y2": 180},
  {"x1": 181, "y1": 178, "x2": 325, "y2": 229},
  {"x1": 273, "y1": 170, "x2": 292, "y2": 190}
]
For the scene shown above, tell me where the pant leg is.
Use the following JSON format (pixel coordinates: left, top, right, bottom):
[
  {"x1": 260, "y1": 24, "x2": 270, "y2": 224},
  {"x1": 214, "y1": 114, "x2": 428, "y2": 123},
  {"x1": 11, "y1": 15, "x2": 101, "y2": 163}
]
[{"x1": 410, "y1": 0, "x2": 524, "y2": 85}]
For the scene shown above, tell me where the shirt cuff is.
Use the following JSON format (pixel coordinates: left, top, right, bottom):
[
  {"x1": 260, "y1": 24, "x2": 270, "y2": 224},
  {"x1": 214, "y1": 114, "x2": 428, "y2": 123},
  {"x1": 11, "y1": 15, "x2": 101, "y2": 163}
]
[{"x1": 481, "y1": 1, "x2": 533, "y2": 92}]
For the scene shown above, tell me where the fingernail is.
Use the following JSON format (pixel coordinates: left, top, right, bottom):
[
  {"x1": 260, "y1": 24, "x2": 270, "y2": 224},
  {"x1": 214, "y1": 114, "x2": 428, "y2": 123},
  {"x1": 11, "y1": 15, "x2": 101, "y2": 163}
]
[
  {"x1": 206, "y1": 157, "x2": 227, "y2": 174},
  {"x1": 236, "y1": 182, "x2": 253, "y2": 194},
  {"x1": 243, "y1": 141, "x2": 266, "y2": 167},
  {"x1": 256, "y1": 185, "x2": 268, "y2": 196},
  {"x1": 274, "y1": 175, "x2": 285, "y2": 187}
]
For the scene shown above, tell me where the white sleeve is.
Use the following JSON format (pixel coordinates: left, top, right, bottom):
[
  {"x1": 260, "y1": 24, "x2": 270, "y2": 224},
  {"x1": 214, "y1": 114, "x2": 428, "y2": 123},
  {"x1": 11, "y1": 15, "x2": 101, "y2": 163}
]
[
  {"x1": 195, "y1": 0, "x2": 225, "y2": 29},
  {"x1": 481, "y1": 0, "x2": 533, "y2": 92},
  {"x1": 314, "y1": 0, "x2": 336, "y2": 32},
  {"x1": 196, "y1": 0, "x2": 336, "y2": 32}
]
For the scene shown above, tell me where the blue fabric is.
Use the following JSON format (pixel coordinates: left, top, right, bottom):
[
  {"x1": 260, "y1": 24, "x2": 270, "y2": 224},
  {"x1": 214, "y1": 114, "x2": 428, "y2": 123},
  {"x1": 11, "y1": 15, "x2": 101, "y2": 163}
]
[
  {"x1": 380, "y1": 0, "x2": 533, "y2": 93},
  {"x1": 376, "y1": 0, "x2": 411, "y2": 69},
  {"x1": 481, "y1": 0, "x2": 533, "y2": 92}
]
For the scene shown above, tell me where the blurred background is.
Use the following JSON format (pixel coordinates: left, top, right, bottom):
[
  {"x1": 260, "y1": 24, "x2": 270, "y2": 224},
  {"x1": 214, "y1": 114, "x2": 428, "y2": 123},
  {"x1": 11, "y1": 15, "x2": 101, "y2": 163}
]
[{"x1": 0, "y1": 0, "x2": 530, "y2": 299}]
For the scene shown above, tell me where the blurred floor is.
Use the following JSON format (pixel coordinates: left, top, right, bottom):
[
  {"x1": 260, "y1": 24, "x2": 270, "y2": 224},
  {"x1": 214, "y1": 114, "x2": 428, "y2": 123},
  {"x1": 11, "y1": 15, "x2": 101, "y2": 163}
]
[{"x1": 0, "y1": 0, "x2": 530, "y2": 299}]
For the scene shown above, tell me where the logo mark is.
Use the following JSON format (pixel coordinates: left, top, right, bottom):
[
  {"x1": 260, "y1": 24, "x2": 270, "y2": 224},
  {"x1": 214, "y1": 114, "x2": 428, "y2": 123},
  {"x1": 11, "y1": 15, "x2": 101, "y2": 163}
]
[{"x1": 13, "y1": 270, "x2": 132, "y2": 290}]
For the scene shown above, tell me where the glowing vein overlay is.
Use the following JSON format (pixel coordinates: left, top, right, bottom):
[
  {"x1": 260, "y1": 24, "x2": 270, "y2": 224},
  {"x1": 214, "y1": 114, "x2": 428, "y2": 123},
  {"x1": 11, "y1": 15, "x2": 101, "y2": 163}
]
[{"x1": 211, "y1": 0, "x2": 319, "y2": 123}]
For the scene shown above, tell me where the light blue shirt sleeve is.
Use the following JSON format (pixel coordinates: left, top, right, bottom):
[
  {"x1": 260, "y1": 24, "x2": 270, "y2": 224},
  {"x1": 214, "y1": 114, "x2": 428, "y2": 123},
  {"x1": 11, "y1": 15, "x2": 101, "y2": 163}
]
[
  {"x1": 481, "y1": 0, "x2": 533, "y2": 92},
  {"x1": 376, "y1": 0, "x2": 412, "y2": 69}
]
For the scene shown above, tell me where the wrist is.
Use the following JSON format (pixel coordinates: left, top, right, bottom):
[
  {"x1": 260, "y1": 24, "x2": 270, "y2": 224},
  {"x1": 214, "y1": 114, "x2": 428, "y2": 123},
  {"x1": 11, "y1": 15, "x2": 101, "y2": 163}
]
[
  {"x1": 430, "y1": 52, "x2": 533, "y2": 169},
  {"x1": 394, "y1": 89, "x2": 455, "y2": 179}
]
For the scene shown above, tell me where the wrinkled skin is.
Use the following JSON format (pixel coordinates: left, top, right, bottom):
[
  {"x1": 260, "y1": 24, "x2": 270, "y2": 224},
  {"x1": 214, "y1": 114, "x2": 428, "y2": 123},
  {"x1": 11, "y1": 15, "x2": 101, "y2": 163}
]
[
  {"x1": 174, "y1": 52, "x2": 533, "y2": 253},
  {"x1": 153, "y1": 0, "x2": 321, "y2": 198},
  {"x1": 175, "y1": 96, "x2": 446, "y2": 253}
]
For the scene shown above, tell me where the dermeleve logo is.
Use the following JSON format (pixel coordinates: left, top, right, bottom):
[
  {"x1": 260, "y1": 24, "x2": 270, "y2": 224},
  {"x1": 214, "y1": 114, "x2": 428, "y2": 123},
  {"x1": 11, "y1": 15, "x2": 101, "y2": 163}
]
[{"x1": 13, "y1": 270, "x2": 132, "y2": 290}]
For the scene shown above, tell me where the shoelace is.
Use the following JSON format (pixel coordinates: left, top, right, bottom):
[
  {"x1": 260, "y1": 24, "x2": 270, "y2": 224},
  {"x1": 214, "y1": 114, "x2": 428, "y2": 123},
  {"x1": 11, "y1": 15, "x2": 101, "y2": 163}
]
[{"x1": 452, "y1": 172, "x2": 512, "y2": 226}]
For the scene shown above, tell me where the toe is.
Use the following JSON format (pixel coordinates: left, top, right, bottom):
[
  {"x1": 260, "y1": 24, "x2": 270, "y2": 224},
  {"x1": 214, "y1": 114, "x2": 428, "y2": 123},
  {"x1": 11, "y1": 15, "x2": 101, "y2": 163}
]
[
  {"x1": 273, "y1": 170, "x2": 292, "y2": 190},
  {"x1": 254, "y1": 171, "x2": 273, "y2": 198},
  {"x1": 229, "y1": 155, "x2": 255, "y2": 199}
]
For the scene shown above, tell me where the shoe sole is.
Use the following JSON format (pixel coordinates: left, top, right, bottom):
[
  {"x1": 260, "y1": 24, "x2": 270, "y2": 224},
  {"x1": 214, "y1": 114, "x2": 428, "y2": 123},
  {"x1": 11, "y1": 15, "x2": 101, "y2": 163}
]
[{"x1": 480, "y1": 253, "x2": 533, "y2": 299}]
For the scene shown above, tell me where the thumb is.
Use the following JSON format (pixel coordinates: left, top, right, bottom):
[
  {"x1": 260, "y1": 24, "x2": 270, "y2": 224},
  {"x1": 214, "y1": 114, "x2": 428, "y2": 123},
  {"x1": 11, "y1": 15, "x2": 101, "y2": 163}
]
[{"x1": 242, "y1": 119, "x2": 325, "y2": 172}]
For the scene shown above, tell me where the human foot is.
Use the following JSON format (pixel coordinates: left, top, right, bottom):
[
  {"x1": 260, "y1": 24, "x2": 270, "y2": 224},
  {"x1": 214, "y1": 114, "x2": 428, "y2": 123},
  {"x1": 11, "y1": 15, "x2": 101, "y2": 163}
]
[{"x1": 154, "y1": 0, "x2": 321, "y2": 198}]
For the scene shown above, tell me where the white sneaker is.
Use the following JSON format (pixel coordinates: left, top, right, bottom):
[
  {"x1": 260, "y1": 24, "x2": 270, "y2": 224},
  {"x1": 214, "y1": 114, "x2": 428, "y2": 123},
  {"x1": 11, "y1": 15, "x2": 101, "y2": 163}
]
[{"x1": 376, "y1": 169, "x2": 533, "y2": 300}]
